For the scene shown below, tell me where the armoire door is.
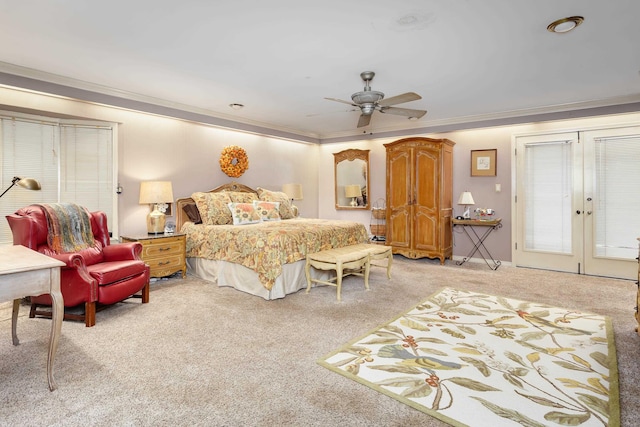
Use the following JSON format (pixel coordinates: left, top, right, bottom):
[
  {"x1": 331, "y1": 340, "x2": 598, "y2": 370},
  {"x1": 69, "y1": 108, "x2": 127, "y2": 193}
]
[
  {"x1": 386, "y1": 146, "x2": 411, "y2": 250},
  {"x1": 413, "y1": 146, "x2": 439, "y2": 252}
]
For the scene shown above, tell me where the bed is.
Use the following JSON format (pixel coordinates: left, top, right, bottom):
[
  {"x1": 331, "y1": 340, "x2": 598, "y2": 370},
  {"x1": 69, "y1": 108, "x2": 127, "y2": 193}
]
[{"x1": 175, "y1": 182, "x2": 369, "y2": 299}]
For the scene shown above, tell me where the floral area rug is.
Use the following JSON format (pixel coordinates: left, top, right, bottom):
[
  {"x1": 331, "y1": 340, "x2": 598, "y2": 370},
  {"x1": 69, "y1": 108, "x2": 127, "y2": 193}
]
[{"x1": 318, "y1": 288, "x2": 619, "y2": 426}]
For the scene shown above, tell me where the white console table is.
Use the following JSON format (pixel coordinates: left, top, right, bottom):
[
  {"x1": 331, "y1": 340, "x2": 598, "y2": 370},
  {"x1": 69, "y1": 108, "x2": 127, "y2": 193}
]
[{"x1": 0, "y1": 245, "x2": 65, "y2": 391}]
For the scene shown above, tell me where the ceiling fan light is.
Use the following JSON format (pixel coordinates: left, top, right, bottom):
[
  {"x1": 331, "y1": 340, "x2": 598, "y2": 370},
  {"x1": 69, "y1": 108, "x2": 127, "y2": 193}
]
[
  {"x1": 360, "y1": 104, "x2": 376, "y2": 115},
  {"x1": 547, "y1": 16, "x2": 584, "y2": 33},
  {"x1": 351, "y1": 90, "x2": 384, "y2": 105}
]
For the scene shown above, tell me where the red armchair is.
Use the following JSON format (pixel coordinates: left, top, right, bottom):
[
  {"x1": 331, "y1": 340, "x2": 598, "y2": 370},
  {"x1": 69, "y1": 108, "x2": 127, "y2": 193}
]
[{"x1": 6, "y1": 205, "x2": 150, "y2": 327}]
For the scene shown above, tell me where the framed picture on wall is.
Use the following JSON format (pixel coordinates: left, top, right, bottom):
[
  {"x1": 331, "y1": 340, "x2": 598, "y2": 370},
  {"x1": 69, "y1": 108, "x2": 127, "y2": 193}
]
[{"x1": 471, "y1": 149, "x2": 497, "y2": 176}]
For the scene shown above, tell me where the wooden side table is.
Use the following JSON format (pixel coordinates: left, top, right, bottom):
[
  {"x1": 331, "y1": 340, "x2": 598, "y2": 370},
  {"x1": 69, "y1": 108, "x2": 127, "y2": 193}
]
[
  {"x1": 121, "y1": 234, "x2": 186, "y2": 279},
  {"x1": 452, "y1": 218, "x2": 503, "y2": 270}
]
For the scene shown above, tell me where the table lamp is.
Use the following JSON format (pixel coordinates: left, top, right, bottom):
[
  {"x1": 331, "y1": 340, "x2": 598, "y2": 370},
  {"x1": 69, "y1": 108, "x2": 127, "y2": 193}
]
[
  {"x1": 282, "y1": 183, "x2": 303, "y2": 217},
  {"x1": 0, "y1": 176, "x2": 41, "y2": 199},
  {"x1": 139, "y1": 181, "x2": 174, "y2": 234},
  {"x1": 457, "y1": 191, "x2": 475, "y2": 219},
  {"x1": 345, "y1": 184, "x2": 362, "y2": 207}
]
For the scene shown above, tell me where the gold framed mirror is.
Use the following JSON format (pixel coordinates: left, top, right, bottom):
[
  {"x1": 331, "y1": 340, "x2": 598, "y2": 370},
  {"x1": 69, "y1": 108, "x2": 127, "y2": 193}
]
[{"x1": 334, "y1": 149, "x2": 370, "y2": 210}]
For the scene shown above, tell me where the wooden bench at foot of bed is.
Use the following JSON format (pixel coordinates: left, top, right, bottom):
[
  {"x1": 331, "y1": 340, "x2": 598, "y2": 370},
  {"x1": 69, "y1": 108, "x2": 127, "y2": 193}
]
[
  {"x1": 350, "y1": 243, "x2": 393, "y2": 280},
  {"x1": 305, "y1": 244, "x2": 392, "y2": 301}
]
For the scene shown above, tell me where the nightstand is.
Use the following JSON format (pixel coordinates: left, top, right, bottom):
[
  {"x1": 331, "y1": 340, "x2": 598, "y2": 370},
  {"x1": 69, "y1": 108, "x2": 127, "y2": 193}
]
[{"x1": 121, "y1": 233, "x2": 186, "y2": 279}]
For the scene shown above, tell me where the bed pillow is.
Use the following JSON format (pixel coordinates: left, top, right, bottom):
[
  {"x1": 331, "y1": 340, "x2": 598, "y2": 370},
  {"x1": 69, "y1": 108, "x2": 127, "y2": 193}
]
[
  {"x1": 227, "y1": 202, "x2": 262, "y2": 225},
  {"x1": 182, "y1": 203, "x2": 202, "y2": 224},
  {"x1": 191, "y1": 192, "x2": 233, "y2": 225},
  {"x1": 253, "y1": 200, "x2": 281, "y2": 222},
  {"x1": 256, "y1": 187, "x2": 295, "y2": 219},
  {"x1": 227, "y1": 191, "x2": 258, "y2": 204}
]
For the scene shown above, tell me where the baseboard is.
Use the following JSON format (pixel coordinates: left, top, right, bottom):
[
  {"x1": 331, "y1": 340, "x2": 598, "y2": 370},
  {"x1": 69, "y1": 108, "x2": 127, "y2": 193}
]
[{"x1": 451, "y1": 255, "x2": 512, "y2": 267}]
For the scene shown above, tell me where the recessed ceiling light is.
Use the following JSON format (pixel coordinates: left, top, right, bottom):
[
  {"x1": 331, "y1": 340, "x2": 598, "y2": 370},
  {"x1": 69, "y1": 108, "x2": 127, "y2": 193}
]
[
  {"x1": 229, "y1": 103, "x2": 244, "y2": 110},
  {"x1": 547, "y1": 16, "x2": 584, "y2": 33}
]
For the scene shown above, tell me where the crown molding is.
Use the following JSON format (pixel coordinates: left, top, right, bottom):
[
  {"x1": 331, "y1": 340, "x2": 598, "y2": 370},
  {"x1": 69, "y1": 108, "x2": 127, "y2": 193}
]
[
  {"x1": 317, "y1": 94, "x2": 640, "y2": 141},
  {"x1": 0, "y1": 62, "x2": 322, "y2": 144}
]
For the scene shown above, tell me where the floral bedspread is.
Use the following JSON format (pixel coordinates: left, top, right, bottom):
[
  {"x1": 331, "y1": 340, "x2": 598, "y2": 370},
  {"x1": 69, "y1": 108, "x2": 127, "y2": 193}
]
[{"x1": 182, "y1": 218, "x2": 369, "y2": 290}]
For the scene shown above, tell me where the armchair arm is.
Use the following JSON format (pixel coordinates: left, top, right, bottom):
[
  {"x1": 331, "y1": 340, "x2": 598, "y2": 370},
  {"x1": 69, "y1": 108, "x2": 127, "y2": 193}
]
[
  {"x1": 103, "y1": 242, "x2": 143, "y2": 261},
  {"x1": 46, "y1": 252, "x2": 86, "y2": 269},
  {"x1": 46, "y1": 252, "x2": 98, "y2": 302}
]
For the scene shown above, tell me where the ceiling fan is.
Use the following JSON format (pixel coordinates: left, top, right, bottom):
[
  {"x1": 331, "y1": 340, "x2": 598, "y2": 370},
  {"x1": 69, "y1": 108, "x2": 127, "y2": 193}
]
[{"x1": 325, "y1": 71, "x2": 427, "y2": 128}]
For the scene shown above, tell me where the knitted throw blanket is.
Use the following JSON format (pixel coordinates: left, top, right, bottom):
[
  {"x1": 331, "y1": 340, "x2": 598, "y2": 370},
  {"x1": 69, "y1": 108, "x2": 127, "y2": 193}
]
[{"x1": 38, "y1": 203, "x2": 96, "y2": 253}]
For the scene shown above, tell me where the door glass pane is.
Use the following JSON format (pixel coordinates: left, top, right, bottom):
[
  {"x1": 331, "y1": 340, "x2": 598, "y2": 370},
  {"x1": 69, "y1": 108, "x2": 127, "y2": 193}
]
[
  {"x1": 594, "y1": 135, "x2": 640, "y2": 259},
  {"x1": 524, "y1": 142, "x2": 572, "y2": 253}
]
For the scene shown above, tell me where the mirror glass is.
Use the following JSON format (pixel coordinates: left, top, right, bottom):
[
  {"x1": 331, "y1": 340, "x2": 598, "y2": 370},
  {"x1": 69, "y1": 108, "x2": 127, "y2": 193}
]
[{"x1": 334, "y1": 149, "x2": 370, "y2": 210}]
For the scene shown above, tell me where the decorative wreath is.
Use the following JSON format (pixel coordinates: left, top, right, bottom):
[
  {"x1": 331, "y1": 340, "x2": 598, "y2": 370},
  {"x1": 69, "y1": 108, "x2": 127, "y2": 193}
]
[{"x1": 219, "y1": 145, "x2": 249, "y2": 178}]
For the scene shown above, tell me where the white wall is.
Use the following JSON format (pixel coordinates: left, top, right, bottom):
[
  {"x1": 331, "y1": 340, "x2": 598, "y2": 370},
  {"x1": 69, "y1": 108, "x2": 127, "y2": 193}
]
[
  {"x1": 0, "y1": 86, "x2": 319, "y2": 237},
  {"x1": 319, "y1": 112, "x2": 640, "y2": 263}
]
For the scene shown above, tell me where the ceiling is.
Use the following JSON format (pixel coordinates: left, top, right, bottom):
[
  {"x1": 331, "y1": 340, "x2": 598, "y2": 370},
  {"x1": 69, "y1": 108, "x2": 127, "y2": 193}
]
[{"x1": 1, "y1": 0, "x2": 640, "y2": 143}]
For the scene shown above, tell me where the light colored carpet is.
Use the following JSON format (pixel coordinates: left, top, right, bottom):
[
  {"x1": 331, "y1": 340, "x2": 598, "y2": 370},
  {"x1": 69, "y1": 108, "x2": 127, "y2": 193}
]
[
  {"x1": 0, "y1": 257, "x2": 638, "y2": 426},
  {"x1": 319, "y1": 287, "x2": 619, "y2": 427}
]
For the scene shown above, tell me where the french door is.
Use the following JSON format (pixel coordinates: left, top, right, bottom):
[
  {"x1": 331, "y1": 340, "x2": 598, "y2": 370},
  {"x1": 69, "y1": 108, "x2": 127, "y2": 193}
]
[{"x1": 514, "y1": 126, "x2": 640, "y2": 280}]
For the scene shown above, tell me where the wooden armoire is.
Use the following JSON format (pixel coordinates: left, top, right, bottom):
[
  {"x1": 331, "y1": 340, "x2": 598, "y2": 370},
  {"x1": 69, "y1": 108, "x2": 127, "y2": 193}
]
[{"x1": 384, "y1": 137, "x2": 455, "y2": 264}]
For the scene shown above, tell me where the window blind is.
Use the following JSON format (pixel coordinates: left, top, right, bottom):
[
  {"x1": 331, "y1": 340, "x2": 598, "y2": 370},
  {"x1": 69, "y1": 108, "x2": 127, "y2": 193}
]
[
  {"x1": 0, "y1": 114, "x2": 114, "y2": 245},
  {"x1": 60, "y1": 124, "x2": 114, "y2": 224},
  {"x1": 524, "y1": 141, "x2": 573, "y2": 253},
  {"x1": 594, "y1": 135, "x2": 640, "y2": 259}
]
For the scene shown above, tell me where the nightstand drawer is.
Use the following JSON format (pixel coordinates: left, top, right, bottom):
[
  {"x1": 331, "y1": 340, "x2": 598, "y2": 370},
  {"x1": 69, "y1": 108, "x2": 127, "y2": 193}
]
[
  {"x1": 141, "y1": 239, "x2": 183, "y2": 259},
  {"x1": 146, "y1": 255, "x2": 184, "y2": 277},
  {"x1": 120, "y1": 234, "x2": 186, "y2": 279}
]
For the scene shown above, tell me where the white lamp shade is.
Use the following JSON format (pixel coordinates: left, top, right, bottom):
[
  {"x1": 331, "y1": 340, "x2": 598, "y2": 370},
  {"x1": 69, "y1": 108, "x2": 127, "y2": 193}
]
[
  {"x1": 457, "y1": 191, "x2": 475, "y2": 205},
  {"x1": 345, "y1": 185, "x2": 362, "y2": 198},
  {"x1": 139, "y1": 181, "x2": 174, "y2": 204},
  {"x1": 282, "y1": 183, "x2": 303, "y2": 200}
]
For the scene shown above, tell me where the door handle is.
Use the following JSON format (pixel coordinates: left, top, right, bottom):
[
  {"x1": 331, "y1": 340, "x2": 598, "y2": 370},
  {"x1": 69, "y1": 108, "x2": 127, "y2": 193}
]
[
  {"x1": 576, "y1": 210, "x2": 582, "y2": 215},
  {"x1": 586, "y1": 211, "x2": 592, "y2": 215}
]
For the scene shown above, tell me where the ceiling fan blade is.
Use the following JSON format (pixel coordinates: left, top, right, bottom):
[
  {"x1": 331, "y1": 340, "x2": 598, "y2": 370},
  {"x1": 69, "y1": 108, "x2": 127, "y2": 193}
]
[
  {"x1": 380, "y1": 106, "x2": 427, "y2": 118},
  {"x1": 357, "y1": 114, "x2": 372, "y2": 128},
  {"x1": 378, "y1": 92, "x2": 422, "y2": 107},
  {"x1": 324, "y1": 97, "x2": 357, "y2": 106}
]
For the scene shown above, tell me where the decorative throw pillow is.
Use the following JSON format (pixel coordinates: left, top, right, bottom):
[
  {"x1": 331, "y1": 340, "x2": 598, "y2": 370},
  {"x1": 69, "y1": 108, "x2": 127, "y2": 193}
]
[
  {"x1": 182, "y1": 203, "x2": 202, "y2": 224},
  {"x1": 227, "y1": 202, "x2": 262, "y2": 225},
  {"x1": 256, "y1": 187, "x2": 295, "y2": 219},
  {"x1": 191, "y1": 192, "x2": 233, "y2": 225},
  {"x1": 253, "y1": 200, "x2": 281, "y2": 221},
  {"x1": 227, "y1": 191, "x2": 258, "y2": 204}
]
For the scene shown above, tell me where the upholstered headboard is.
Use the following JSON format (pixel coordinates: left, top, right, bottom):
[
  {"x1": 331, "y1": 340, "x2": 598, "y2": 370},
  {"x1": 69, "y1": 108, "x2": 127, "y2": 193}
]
[{"x1": 175, "y1": 182, "x2": 258, "y2": 230}]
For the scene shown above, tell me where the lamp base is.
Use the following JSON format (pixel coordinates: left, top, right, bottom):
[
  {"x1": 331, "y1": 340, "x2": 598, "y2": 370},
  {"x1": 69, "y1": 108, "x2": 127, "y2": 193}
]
[
  {"x1": 350, "y1": 198, "x2": 358, "y2": 207},
  {"x1": 147, "y1": 206, "x2": 166, "y2": 234}
]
